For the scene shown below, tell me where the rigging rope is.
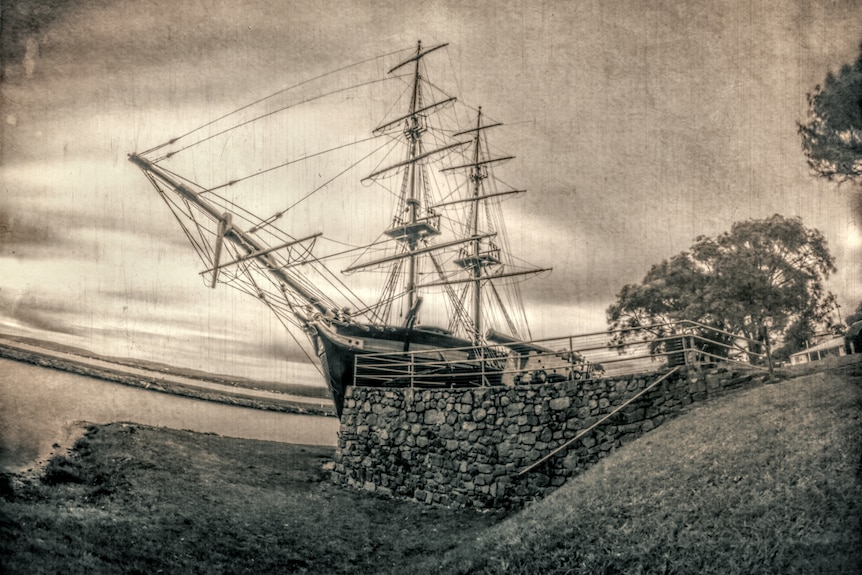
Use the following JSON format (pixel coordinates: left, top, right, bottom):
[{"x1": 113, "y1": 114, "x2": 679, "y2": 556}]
[
  {"x1": 252, "y1": 136, "x2": 396, "y2": 235},
  {"x1": 200, "y1": 134, "x2": 383, "y2": 197},
  {"x1": 141, "y1": 47, "x2": 411, "y2": 156},
  {"x1": 149, "y1": 76, "x2": 400, "y2": 163}
]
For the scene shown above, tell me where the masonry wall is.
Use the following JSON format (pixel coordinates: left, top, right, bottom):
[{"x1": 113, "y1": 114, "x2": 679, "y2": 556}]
[{"x1": 331, "y1": 367, "x2": 764, "y2": 509}]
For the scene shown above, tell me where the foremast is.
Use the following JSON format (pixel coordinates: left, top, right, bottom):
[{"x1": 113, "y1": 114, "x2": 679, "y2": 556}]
[
  {"x1": 387, "y1": 41, "x2": 444, "y2": 325},
  {"x1": 350, "y1": 42, "x2": 468, "y2": 328}
]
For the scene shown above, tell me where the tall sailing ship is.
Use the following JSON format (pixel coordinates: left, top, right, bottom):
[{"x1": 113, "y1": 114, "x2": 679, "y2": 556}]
[{"x1": 130, "y1": 42, "x2": 558, "y2": 416}]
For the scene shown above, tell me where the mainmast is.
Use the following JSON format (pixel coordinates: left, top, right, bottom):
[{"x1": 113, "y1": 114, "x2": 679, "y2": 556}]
[
  {"x1": 452, "y1": 108, "x2": 504, "y2": 343},
  {"x1": 445, "y1": 109, "x2": 551, "y2": 343},
  {"x1": 467, "y1": 109, "x2": 496, "y2": 342}
]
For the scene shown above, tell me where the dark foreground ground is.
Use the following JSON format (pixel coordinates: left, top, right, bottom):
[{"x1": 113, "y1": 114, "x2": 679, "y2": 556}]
[
  {"x1": 0, "y1": 423, "x2": 504, "y2": 574},
  {"x1": 2, "y1": 360, "x2": 860, "y2": 575}
]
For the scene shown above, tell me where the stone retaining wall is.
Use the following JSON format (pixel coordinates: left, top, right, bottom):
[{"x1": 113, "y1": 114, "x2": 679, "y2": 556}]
[{"x1": 332, "y1": 367, "x2": 765, "y2": 508}]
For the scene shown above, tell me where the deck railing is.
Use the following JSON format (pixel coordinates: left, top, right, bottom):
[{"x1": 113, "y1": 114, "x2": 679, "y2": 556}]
[{"x1": 353, "y1": 320, "x2": 771, "y2": 388}]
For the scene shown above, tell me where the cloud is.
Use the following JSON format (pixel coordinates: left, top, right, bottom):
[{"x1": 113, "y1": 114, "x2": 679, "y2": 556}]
[
  {"x1": 0, "y1": 202, "x2": 57, "y2": 254},
  {"x1": 0, "y1": 0, "x2": 859, "y2": 380},
  {"x1": 0, "y1": 289, "x2": 81, "y2": 336}
]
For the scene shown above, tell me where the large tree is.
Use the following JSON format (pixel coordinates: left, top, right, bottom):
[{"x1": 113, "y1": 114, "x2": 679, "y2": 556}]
[
  {"x1": 607, "y1": 214, "x2": 837, "y2": 362},
  {"x1": 846, "y1": 301, "x2": 862, "y2": 326},
  {"x1": 798, "y1": 41, "x2": 862, "y2": 218}
]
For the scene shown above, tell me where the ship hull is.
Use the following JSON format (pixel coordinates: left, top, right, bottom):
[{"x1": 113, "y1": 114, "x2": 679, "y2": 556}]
[{"x1": 312, "y1": 321, "x2": 504, "y2": 417}]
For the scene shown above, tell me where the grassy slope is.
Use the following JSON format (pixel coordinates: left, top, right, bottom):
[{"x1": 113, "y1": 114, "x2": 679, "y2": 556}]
[
  {"x1": 426, "y1": 370, "x2": 862, "y2": 575},
  {"x1": 0, "y1": 427, "x2": 502, "y2": 575},
  {"x1": 1, "y1": 368, "x2": 860, "y2": 574}
]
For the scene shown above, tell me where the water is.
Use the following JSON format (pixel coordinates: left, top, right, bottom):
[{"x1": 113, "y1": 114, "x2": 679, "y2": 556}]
[{"x1": 0, "y1": 357, "x2": 340, "y2": 472}]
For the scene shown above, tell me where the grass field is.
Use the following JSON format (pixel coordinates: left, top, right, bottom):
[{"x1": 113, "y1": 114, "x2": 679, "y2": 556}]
[
  {"x1": 425, "y1": 369, "x2": 862, "y2": 574},
  {"x1": 2, "y1": 366, "x2": 860, "y2": 574}
]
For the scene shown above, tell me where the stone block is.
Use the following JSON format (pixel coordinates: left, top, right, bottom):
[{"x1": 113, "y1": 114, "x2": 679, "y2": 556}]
[
  {"x1": 562, "y1": 452, "x2": 579, "y2": 471},
  {"x1": 461, "y1": 420, "x2": 478, "y2": 433},
  {"x1": 424, "y1": 409, "x2": 445, "y2": 425},
  {"x1": 504, "y1": 402, "x2": 525, "y2": 417},
  {"x1": 549, "y1": 397, "x2": 571, "y2": 410},
  {"x1": 527, "y1": 473, "x2": 550, "y2": 487},
  {"x1": 623, "y1": 408, "x2": 645, "y2": 423},
  {"x1": 496, "y1": 442, "x2": 512, "y2": 459},
  {"x1": 688, "y1": 379, "x2": 706, "y2": 394}
]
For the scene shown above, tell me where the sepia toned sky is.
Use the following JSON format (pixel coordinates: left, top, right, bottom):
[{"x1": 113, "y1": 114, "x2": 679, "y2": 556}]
[{"x1": 1, "y1": 0, "x2": 861, "y2": 384}]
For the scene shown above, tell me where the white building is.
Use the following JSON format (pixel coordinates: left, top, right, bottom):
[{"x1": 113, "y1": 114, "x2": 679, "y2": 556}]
[{"x1": 789, "y1": 336, "x2": 847, "y2": 365}]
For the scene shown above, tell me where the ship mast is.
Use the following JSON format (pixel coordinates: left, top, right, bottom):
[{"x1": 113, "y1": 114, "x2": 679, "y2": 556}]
[
  {"x1": 374, "y1": 41, "x2": 451, "y2": 326},
  {"x1": 446, "y1": 110, "x2": 552, "y2": 343},
  {"x1": 452, "y1": 108, "x2": 504, "y2": 343},
  {"x1": 405, "y1": 42, "x2": 423, "y2": 317},
  {"x1": 346, "y1": 43, "x2": 550, "y2": 340},
  {"x1": 469, "y1": 108, "x2": 488, "y2": 342}
]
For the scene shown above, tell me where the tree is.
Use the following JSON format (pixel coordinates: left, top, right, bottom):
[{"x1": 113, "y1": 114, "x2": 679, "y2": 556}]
[
  {"x1": 799, "y1": 43, "x2": 862, "y2": 183},
  {"x1": 608, "y1": 214, "x2": 837, "y2": 363},
  {"x1": 847, "y1": 302, "x2": 862, "y2": 326},
  {"x1": 798, "y1": 41, "x2": 862, "y2": 218}
]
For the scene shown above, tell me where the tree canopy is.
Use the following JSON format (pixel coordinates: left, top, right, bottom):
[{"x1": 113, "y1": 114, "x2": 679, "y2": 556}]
[
  {"x1": 798, "y1": 42, "x2": 862, "y2": 185},
  {"x1": 607, "y1": 214, "x2": 837, "y2": 361}
]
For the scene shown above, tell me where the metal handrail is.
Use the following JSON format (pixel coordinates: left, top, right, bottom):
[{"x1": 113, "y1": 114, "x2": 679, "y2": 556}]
[{"x1": 352, "y1": 320, "x2": 773, "y2": 387}]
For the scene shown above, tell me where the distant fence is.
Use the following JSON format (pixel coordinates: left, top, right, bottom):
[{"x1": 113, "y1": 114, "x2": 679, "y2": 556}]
[{"x1": 353, "y1": 320, "x2": 770, "y2": 389}]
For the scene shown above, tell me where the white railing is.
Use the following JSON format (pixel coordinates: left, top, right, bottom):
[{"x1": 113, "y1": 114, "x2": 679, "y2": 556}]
[{"x1": 353, "y1": 320, "x2": 771, "y2": 388}]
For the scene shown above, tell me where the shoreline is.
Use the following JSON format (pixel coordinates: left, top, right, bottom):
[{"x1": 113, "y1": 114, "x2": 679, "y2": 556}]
[{"x1": 0, "y1": 338, "x2": 336, "y2": 418}]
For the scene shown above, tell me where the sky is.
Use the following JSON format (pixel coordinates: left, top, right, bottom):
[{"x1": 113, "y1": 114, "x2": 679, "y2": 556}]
[{"x1": 1, "y1": 0, "x2": 861, "y2": 386}]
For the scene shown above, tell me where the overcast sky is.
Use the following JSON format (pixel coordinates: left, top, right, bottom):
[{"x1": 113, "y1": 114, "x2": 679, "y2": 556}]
[{"x1": 1, "y1": 0, "x2": 861, "y2": 384}]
